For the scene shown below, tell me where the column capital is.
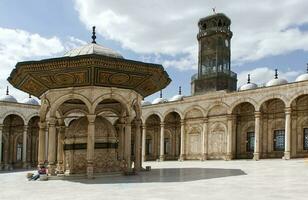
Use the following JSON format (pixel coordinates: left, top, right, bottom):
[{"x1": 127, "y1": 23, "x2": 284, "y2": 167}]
[
  {"x1": 180, "y1": 119, "x2": 185, "y2": 125},
  {"x1": 87, "y1": 114, "x2": 96, "y2": 123},
  {"x1": 135, "y1": 119, "x2": 142, "y2": 126},
  {"x1": 142, "y1": 123, "x2": 147, "y2": 129},
  {"x1": 123, "y1": 116, "x2": 132, "y2": 124},
  {"x1": 38, "y1": 122, "x2": 46, "y2": 129},
  {"x1": 227, "y1": 114, "x2": 234, "y2": 121},
  {"x1": 203, "y1": 117, "x2": 209, "y2": 123},
  {"x1": 254, "y1": 111, "x2": 261, "y2": 118},
  {"x1": 160, "y1": 122, "x2": 165, "y2": 127},
  {"x1": 0, "y1": 124, "x2": 4, "y2": 131},
  {"x1": 48, "y1": 117, "x2": 57, "y2": 126},
  {"x1": 284, "y1": 107, "x2": 292, "y2": 114},
  {"x1": 23, "y1": 125, "x2": 28, "y2": 132}
]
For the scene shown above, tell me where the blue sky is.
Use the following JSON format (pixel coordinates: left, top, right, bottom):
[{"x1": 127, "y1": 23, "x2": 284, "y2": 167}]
[{"x1": 1, "y1": 0, "x2": 308, "y2": 102}]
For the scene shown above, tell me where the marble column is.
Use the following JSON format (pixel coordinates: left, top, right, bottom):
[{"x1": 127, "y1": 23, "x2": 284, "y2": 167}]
[
  {"x1": 284, "y1": 107, "x2": 291, "y2": 160},
  {"x1": 117, "y1": 122, "x2": 125, "y2": 160},
  {"x1": 226, "y1": 115, "x2": 233, "y2": 160},
  {"x1": 38, "y1": 122, "x2": 46, "y2": 167},
  {"x1": 179, "y1": 119, "x2": 185, "y2": 161},
  {"x1": 47, "y1": 118, "x2": 57, "y2": 175},
  {"x1": 124, "y1": 117, "x2": 132, "y2": 172},
  {"x1": 22, "y1": 125, "x2": 28, "y2": 168},
  {"x1": 159, "y1": 122, "x2": 165, "y2": 161},
  {"x1": 86, "y1": 114, "x2": 96, "y2": 178},
  {"x1": 0, "y1": 124, "x2": 3, "y2": 169},
  {"x1": 254, "y1": 111, "x2": 261, "y2": 160},
  {"x1": 56, "y1": 125, "x2": 65, "y2": 174},
  {"x1": 141, "y1": 124, "x2": 146, "y2": 163},
  {"x1": 134, "y1": 119, "x2": 142, "y2": 171},
  {"x1": 202, "y1": 118, "x2": 208, "y2": 160}
]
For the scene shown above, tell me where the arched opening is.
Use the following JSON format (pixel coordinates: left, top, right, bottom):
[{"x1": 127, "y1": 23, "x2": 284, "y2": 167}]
[
  {"x1": 27, "y1": 116, "x2": 39, "y2": 167},
  {"x1": 232, "y1": 102, "x2": 255, "y2": 159},
  {"x1": 145, "y1": 114, "x2": 161, "y2": 161},
  {"x1": 260, "y1": 98, "x2": 286, "y2": 158},
  {"x1": 164, "y1": 112, "x2": 181, "y2": 160},
  {"x1": 52, "y1": 99, "x2": 89, "y2": 174},
  {"x1": 291, "y1": 94, "x2": 308, "y2": 157},
  {"x1": 2, "y1": 114, "x2": 25, "y2": 169}
]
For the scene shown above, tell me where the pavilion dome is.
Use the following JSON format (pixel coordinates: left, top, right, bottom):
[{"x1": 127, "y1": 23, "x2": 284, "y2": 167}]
[
  {"x1": 63, "y1": 43, "x2": 123, "y2": 59},
  {"x1": 0, "y1": 94, "x2": 18, "y2": 103},
  {"x1": 141, "y1": 100, "x2": 151, "y2": 106},
  {"x1": 21, "y1": 96, "x2": 40, "y2": 105},
  {"x1": 239, "y1": 74, "x2": 258, "y2": 91},
  {"x1": 265, "y1": 69, "x2": 288, "y2": 87}
]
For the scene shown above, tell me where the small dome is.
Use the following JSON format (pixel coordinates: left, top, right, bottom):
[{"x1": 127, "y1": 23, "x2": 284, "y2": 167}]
[
  {"x1": 0, "y1": 94, "x2": 18, "y2": 103},
  {"x1": 64, "y1": 43, "x2": 123, "y2": 59},
  {"x1": 141, "y1": 100, "x2": 151, "y2": 106},
  {"x1": 296, "y1": 74, "x2": 308, "y2": 82},
  {"x1": 239, "y1": 83, "x2": 258, "y2": 91},
  {"x1": 169, "y1": 94, "x2": 184, "y2": 102},
  {"x1": 266, "y1": 69, "x2": 288, "y2": 87},
  {"x1": 169, "y1": 86, "x2": 184, "y2": 102},
  {"x1": 152, "y1": 97, "x2": 167, "y2": 104},
  {"x1": 266, "y1": 78, "x2": 288, "y2": 87},
  {"x1": 239, "y1": 74, "x2": 258, "y2": 91},
  {"x1": 22, "y1": 96, "x2": 39, "y2": 105}
]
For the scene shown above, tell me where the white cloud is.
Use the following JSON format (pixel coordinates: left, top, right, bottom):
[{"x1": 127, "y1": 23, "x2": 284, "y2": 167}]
[
  {"x1": 74, "y1": 0, "x2": 308, "y2": 69},
  {"x1": 237, "y1": 67, "x2": 301, "y2": 87},
  {"x1": 0, "y1": 27, "x2": 85, "y2": 101}
]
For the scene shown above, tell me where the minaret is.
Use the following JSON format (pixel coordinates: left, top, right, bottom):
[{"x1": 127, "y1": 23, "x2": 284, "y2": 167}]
[{"x1": 191, "y1": 12, "x2": 237, "y2": 95}]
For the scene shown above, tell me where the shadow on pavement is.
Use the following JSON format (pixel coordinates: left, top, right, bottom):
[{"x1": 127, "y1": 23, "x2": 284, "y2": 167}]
[{"x1": 68, "y1": 168, "x2": 246, "y2": 184}]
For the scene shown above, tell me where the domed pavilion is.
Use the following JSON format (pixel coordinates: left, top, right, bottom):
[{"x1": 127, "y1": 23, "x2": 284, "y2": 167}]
[{"x1": 8, "y1": 27, "x2": 171, "y2": 178}]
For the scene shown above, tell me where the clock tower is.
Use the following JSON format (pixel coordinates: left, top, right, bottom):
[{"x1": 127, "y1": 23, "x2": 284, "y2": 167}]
[{"x1": 191, "y1": 13, "x2": 237, "y2": 95}]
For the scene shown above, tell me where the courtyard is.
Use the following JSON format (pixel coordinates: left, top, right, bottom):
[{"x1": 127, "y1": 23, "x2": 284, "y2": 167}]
[{"x1": 0, "y1": 159, "x2": 307, "y2": 200}]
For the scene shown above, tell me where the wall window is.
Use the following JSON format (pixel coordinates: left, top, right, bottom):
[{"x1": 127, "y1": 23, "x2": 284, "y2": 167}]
[
  {"x1": 274, "y1": 130, "x2": 285, "y2": 151},
  {"x1": 16, "y1": 143, "x2": 23, "y2": 161},
  {"x1": 164, "y1": 138, "x2": 170, "y2": 155},
  {"x1": 246, "y1": 132, "x2": 255, "y2": 152},
  {"x1": 146, "y1": 139, "x2": 152, "y2": 155},
  {"x1": 304, "y1": 128, "x2": 308, "y2": 150}
]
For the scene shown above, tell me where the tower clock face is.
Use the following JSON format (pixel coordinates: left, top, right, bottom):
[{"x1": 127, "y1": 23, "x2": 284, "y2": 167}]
[{"x1": 225, "y1": 39, "x2": 229, "y2": 47}]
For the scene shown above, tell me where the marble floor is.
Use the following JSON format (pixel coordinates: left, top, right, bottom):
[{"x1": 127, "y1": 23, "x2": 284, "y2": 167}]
[{"x1": 0, "y1": 159, "x2": 308, "y2": 200}]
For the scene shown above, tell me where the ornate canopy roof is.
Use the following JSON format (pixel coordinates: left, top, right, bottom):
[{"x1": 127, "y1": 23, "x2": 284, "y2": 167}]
[{"x1": 8, "y1": 53, "x2": 171, "y2": 98}]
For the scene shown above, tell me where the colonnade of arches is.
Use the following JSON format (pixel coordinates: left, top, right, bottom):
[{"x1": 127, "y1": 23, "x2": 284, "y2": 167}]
[
  {"x1": 142, "y1": 93, "x2": 308, "y2": 161},
  {"x1": 0, "y1": 114, "x2": 39, "y2": 170}
]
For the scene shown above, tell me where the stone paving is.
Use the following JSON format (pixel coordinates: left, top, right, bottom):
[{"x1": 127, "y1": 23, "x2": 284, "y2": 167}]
[{"x1": 0, "y1": 159, "x2": 308, "y2": 200}]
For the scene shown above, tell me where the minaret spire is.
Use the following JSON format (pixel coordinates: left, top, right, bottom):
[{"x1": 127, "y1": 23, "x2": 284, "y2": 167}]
[
  {"x1": 179, "y1": 86, "x2": 182, "y2": 95},
  {"x1": 160, "y1": 90, "x2": 162, "y2": 98},
  {"x1": 91, "y1": 26, "x2": 97, "y2": 44},
  {"x1": 247, "y1": 74, "x2": 251, "y2": 84},
  {"x1": 6, "y1": 86, "x2": 9, "y2": 95},
  {"x1": 275, "y1": 69, "x2": 278, "y2": 79}
]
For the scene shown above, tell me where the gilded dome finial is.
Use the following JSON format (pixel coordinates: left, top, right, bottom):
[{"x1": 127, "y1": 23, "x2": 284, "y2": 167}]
[
  {"x1": 92, "y1": 26, "x2": 96, "y2": 44},
  {"x1": 6, "y1": 86, "x2": 9, "y2": 95},
  {"x1": 247, "y1": 74, "x2": 251, "y2": 84},
  {"x1": 160, "y1": 90, "x2": 162, "y2": 98},
  {"x1": 179, "y1": 86, "x2": 182, "y2": 95}
]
